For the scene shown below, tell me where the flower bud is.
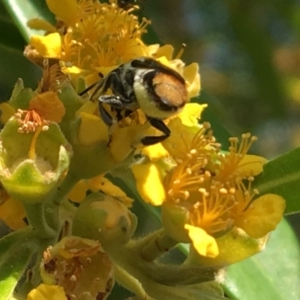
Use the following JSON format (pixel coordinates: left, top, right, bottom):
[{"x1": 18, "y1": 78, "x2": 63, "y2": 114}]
[{"x1": 72, "y1": 193, "x2": 137, "y2": 249}]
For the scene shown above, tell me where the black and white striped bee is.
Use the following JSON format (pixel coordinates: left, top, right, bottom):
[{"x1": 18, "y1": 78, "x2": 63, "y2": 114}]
[{"x1": 82, "y1": 57, "x2": 188, "y2": 146}]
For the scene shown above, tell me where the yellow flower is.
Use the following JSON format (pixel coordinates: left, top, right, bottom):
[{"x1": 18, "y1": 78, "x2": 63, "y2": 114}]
[
  {"x1": 132, "y1": 125, "x2": 286, "y2": 259},
  {"x1": 27, "y1": 0, "x2": 150, "y2": 77},
  {"x1": 27, "y1": 284, "x2": 67, "y2": 300}
]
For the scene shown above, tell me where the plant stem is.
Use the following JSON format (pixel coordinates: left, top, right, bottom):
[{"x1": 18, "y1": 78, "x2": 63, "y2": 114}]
[
  {"x1": 45, "y1": 171, "x2": 80, "y2": 232},
  {"x1": 139, "y1": 229, "x2": 178, "y2": 262},
  {"x1": 23, "y1": 202, "x2": 56, "y2": 238}
]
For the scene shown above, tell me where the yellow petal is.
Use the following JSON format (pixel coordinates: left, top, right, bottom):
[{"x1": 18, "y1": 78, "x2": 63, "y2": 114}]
[
  {"x1": 27, "y1": 284, "x2": 67, "y2": 300},
  {"x1": 238, "y1": 154, "x2": 267, "y2": 176},
  {"x1": 189, "y1": 227, "x2": 268, "y2": 267},
  {"x1": 235, "y1": 194, "x2": 286, "y2": 238},
  {"x1": 0, "y1": 197, "x2": 27, "y2": 230},
  {"x1": 132, "y1": 162, "x2": 166, "y2": 205},
  {"x1": 142, "y1": 143, "x2": 170, "y2": 161},
  {"x1": 146, "y1": 44, "x2": 160, "y2": 56},
  {"x1": 154, "y1": 44, "x2": 174, "y2": 60},
  {"x1": 185, "y1": 224, "x2": 219, "y2": 258},
  {"x1": 30, "y1": 33, "x2": 62, "y2": 58},
  {"x1": 184, "y1": 63, "x2": 201, "y2": 98},
  {"x1": 68, "y1": 180, "x2": 88, "y2": 203},
  {"x1": 46, "y1": 0, "x2": 78, "y2": 25},
  {"x1": 78, "y1": 112, "x2": 108, "y2": 146},
  {"x1": 77, "y1": 100, "x2": 97, "y2": 114},
  {"x1": 88, "y1": 175, "x2": 133, "y2": 207},
  {"x1": 109, "y1": 122, "x2": 147, "y2": 162},
  {"x1": 0, "y1": 102, "x2": 15, "y2": 124},
  {"x1": 162, "y1": 118, "x2": 197, "y2": 159},
  {"x1": 27, "y1": 18, "x2": 57, "y2": 32},
  {"x1": 176, "y1": 103, "x2": 207, "y2": 127}
]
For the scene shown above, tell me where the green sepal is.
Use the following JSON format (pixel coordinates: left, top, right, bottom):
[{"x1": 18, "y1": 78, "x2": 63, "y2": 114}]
[
  {"x1": 8, "y1": 78, "x2": 36, "y2": 110},
  {"x1": 0, "y1": 119, "x2": 72, "y2": 203},
  {"x1": 57, "y1": 81, "x2": 85, "y2": 136}
]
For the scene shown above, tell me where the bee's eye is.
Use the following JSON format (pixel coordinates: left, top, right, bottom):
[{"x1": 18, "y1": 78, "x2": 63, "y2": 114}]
[{"x1": 152, "y1": 73, "x2": 188, "y2": 108}]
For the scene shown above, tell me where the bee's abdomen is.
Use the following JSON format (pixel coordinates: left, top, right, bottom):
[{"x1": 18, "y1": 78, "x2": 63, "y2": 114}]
[
  {"x1": 134, "y1": 68, "x2": 188, "y2": 119},
  {"x1": 151, "y1": 72, "x2": 188, "y2": 111}
]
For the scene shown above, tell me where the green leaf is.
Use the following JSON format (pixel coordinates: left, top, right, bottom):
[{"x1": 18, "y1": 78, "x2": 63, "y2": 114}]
[
  {"x1": 0, "y1": 2, "x2": 25, "y2": 50},
  {"x1": 2, "y1": 0, "x2": 54, "y2": 42},
  {"x1": 254, "y1": 147, "x2": 300, "y2": 214},
  {"x1": 0, "y1": 228, "x2": 37, "y2": 300},
  {"x1": 0, "y1": 227, "x2": 32, "y2": 257},
  {"x1": 223, "y1": 219, "x2": 300, "y2": 300},
  {"x1": 0, "y1": 247, "x2": 34, "y2": 300}
]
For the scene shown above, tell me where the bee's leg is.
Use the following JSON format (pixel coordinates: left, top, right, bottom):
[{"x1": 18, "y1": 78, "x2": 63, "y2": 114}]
[
  {"x1": 141, "y1": 117, "x2": 171, "y2": 146},
  {"x1": 98, "y1": 102, "x2": 114, "y2": 126},
  {"x1": 98, "y1": 95, "x2": 127, "y2": 126},
  {"x1": 98, "y1": 95, "x2": 125, "y2": 108}
]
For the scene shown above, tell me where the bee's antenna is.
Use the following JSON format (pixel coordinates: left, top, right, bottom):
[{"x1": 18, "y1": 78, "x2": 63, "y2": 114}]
[
  {"x1": 78, "y1": 72, "x2": 104, "y2": 97},
  {"x1": 78, "y1": 81, "x2": 99, "y2": 96}
]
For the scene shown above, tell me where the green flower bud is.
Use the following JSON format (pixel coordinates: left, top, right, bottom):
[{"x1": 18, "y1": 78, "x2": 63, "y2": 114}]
[
  {"x1": 72, "y1": 193, "x2": 137, "y2": 249},
  {"x1": 0, "y1": 118, "x2": 72, "y2": 203}
]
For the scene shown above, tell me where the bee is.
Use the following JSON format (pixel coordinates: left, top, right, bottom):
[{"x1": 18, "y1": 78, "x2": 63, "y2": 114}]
[{"x1": 81, "y1": 57, "x2": 188, "y2": 146}]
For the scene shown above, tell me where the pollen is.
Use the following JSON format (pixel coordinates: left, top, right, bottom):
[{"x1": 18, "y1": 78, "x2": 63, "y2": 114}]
[
  {"x1": 215, "y1": 133, "x2": 258, "y2": 183},
  {"x1": 165, "y1": 124, "x2": 220, "y2": 202},
  {"x1": 188, "y1": 188, "x2": 235, "y2": 235},
  {"x1": 15, "y1": 109, "x2": 48, "y2": 134}
]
